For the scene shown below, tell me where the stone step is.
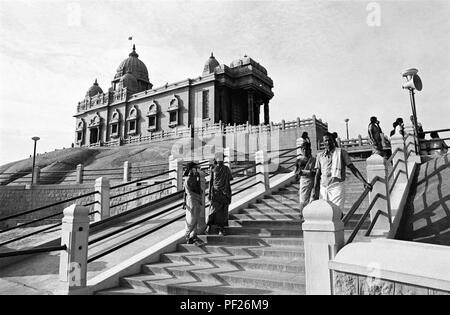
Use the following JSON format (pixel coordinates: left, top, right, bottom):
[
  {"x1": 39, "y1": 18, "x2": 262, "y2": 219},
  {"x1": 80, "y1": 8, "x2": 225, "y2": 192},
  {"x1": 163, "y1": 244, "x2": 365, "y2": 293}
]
[
  {"x1": 197, "y1": 235, "x2": 304, "y2": 247},
  {"x1": 158, "y1": 252, "x2": 305, "y2": 274},
  {"x1": 230, "y1": 213, "x2": 302, "y2": 221},
  {"x1": 122, "y1": 266, "x2": 305, "y2": 293},
  {"x1": 177, "y1": 244, "x2": 305, "y2": 259},
  {"x1": 101, "y1": 272, "x2": 300, "y2": 295},
  {"x1": 237, "y1": 208, "x2": 300, "y2": 216},
  {"x1": 228, "y1": 219, "x2": 302, "y2": 228},
  {"x1": 219, "y1": 226, "x2": 303, "y2": 237},
  {"x1": 248, "y1": 203, "x2": 299, "y2": 212}
]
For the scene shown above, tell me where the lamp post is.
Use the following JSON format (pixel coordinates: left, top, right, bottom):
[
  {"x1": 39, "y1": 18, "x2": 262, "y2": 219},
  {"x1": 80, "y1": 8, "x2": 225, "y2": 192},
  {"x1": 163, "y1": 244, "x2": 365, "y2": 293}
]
[
  {"x1": 344, "y1": 118, "x2": 349, "y2": 140},
  {"x1": 31, "y1": 136, "x2": 40, "y2": 185},
  {"x1": 401, "y1": 68, "x2": 423, "y2": 153}
]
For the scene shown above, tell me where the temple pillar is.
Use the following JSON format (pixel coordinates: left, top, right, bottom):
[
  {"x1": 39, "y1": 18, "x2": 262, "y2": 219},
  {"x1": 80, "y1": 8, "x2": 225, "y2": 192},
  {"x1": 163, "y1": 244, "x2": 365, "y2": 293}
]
[
  {"x1": 264, "y1": 100, "x2": 270, "y2": 125},
  {"x1": 247, "y1": 90, "x2": 254, "y2": 125}
]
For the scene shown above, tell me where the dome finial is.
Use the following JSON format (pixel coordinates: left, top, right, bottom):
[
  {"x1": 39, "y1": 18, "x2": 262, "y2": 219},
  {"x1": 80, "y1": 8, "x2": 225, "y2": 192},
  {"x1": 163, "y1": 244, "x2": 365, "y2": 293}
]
[
  {"x1": 133, "y1": 44, "x2": 136, "y2": 52},
  {"x1": 94, "y1": 78, "x2": 98, "y2": 86},
  {"x1": 129, "y1": 44, "x2": 139, "y2": 57},
  {"x1": 211, "y1": 52, "x2": 214, "y2": 58}
]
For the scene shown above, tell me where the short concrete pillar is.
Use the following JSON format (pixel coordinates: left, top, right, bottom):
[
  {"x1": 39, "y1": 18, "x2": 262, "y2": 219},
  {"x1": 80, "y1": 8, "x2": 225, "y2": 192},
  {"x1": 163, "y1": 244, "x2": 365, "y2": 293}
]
[
  {"x1": 76, "y1": 164, "x2": 84, "y2": 184},
  {"x1": 94, "y1": 177, "x2": 110, "y2": 222},
  {"x1": 59, "y1": 204, "x2": 89, "y2": 294},
  {"x1": 281, "y1": 120, "x2": 286, "y2": 130},
  {"x1": 123, "y1": 161, "x2": 131, "y2": 183},
  {"x1": 303, "y1": 200, "x2": 345, "y2": 295},
  {"x1": 366, "y1": 154, "x2": 392, "y2": 234},
  {"x1": 390, "y1": 134, "x2": 408, "y2": 184},
  {"x1": 358, "y1": 134, "x2": 363, "y2": 146},
  {"x1": 224, "y1": 147, "x2": 232, "y2": 170},
  {"x1": 32, "y1": 166, "x2": 40, "y2": 185},
  {"x1": 296, "y1": 117, "x2": 301, "y2": 128},
  {"x1": 169, "y1": 155, "x2": 184, "y2": 194},
  {"x1": 404, "y1": 125, "x2": 421, "y2": 164},
  {"x1": 255, "y1": 150, "x2": 270, "y2": 191}
]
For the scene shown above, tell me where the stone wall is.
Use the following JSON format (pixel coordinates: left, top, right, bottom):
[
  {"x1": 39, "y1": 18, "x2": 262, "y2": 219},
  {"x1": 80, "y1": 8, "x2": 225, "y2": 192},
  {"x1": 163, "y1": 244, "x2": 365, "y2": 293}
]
[
  {"x1": 0, "y1": 180, "x2": 172, "y2": 229},
  {"x1": 334, "y1": 271, "x2": 449, "y2": 295}
]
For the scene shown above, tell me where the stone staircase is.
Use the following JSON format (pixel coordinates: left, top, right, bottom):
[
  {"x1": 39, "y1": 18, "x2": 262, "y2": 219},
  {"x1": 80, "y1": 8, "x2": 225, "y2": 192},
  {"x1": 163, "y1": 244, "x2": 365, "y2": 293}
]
[{"x1": 97, "y1": 178, "x2": 369, "y2": 295}]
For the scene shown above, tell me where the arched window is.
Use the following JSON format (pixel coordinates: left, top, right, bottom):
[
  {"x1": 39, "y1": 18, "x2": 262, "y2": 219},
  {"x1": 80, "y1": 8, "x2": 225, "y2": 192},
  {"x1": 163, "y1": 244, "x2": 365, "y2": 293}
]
[
  {"x1": 146, "y1": 101, "x2": 158, "y2": 131},
  {"x1": 167, "y1": 96, "x2": 180, "y2": 128},
  {"x1": 127, "y1": 106, "x2": 138, "y2": 135},
  {"x1": 110, "y1": 109, "x2": 121, "y2": 138}
]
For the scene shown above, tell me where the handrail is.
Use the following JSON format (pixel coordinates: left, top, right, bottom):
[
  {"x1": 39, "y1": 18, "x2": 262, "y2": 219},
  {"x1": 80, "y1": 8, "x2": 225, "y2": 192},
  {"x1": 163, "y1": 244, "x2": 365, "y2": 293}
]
[
  {"x1": 422, "y1": 128, "x2": 450, "y2": 134},
  {"x1": 0, "y1": 190, "x2": 99, "y2": 223},
  {"x1": 230, "y1": 172, "x2": 260, "y2": 187},
  {"x1": 0, "y1": 245, "x2": 67, "y2": 259},
  {"x1": 88, "y1": 200, "x2": 183, "y2": 246},
  {"x1": 231, "y1": 163, "x2": 257, "y2": 177},
  {"x1": 342, "y1": 176, "x2": 383, "y2": 225},
  {"x1": 386, "y1": 147, "x2": 403, "y2": 165},
  {"x1": 0, "y1": 222, "x2": 62, "y2": 247},
  {"x1": 110, "y1": 169, "x2": 174, "y2": 190},
  {"x1": 110, "y1": 185, "x2": 175, "y2": 209},
  {"x1": 110, "y1": 178, "x2": 172, "y2": 200},
  {"x1": 389, "y1": 169, "x2": 407, "y2": 195},
  {"x1": 364, "y1": 210, "x2": 389, "y2": 237},
  {"x1": 232, "y1": 181, "x2": 263, "y2": 196},
  {"x1": 0, "y1": 211, "x2": 64, "y2": 234},
  {"x1": 387, "y1": 158, "x2": 406, "y2": 182}
]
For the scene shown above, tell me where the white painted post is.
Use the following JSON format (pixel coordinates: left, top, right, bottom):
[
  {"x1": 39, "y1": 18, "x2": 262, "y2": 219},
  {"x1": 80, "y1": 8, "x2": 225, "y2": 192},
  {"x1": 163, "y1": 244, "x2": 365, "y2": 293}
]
[
  {"x1": 76, "y1": 164, "x2": 84, "y2": 184},
  {"x1": 169, "y1": 155, "x2": 184, "y2": 194},
  {"x1": 32, "y1": 166, "x2": 40, "y2": 185},
  {"x1": 303, "y1": 200, "x2": 344, "y2": 295},
  {"x1": 390, "y1": 134, "x2": 408, "y2": 184},
  {"x1": 94, "y1": 177, "x2": 110, "y2": 221},
  {"x1": 255, "y1": 150, "x2": 270, "y2": 191},
  {"x1": 123, "y1": 161, "x2": 131, "y2": 183},
  {"x1": 224, "y1": 147, "x2": 232, "y2": 170},
  {"x1": 404, "y1": 125, "x2": 421, "y2": 164},
  {"x1": 59, "y1": 204, "x2": 89, "y2": 295},
  {"x1": 366, "y1": 154, "x2": 392, "y2": 234}
]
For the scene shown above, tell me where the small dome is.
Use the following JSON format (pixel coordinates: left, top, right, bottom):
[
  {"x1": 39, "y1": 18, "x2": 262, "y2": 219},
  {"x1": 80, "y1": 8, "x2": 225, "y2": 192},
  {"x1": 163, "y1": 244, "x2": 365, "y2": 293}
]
[
  {"x1": 202, "y1": 52, "x2": 220, "y2": 75},
  {"x1": 114, "y1": 45, "x2": 150, "y2": 84},
  {"x1": 119, "y1": 70, "x2": 139, "y2": 91},
  {"x1": 86, "y1": 79, "x2": 103, "y2": 97},
  {"x1": 230, "y1": 54, "x2": 268, "y2": 75}
]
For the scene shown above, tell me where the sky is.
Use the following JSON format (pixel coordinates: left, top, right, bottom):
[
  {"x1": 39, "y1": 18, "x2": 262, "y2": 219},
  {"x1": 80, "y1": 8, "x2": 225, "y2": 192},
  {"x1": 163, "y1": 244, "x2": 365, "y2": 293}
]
[{"x1": 0, "y1": 0, "x2": 449, "y2": 165}]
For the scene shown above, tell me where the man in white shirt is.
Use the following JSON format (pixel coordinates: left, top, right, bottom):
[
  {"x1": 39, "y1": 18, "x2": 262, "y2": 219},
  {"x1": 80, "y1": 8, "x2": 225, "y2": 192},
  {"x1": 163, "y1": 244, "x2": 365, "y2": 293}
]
[{"x1": 312, "y1": 132, "x2": 372, "y2": 211}]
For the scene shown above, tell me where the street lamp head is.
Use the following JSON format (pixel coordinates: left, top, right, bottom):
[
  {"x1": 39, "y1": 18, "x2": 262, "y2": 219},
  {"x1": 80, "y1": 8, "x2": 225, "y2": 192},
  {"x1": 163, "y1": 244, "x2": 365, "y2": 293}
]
[
  {"x1": 32, "y1": 136, "x2": 40, "y2": 141},
  {"x1": 344, "y1": 118, "x2": 349, "y2": 123},
  {"x1": 401, "y1": 68, "x2": 423, "y2": 91}
]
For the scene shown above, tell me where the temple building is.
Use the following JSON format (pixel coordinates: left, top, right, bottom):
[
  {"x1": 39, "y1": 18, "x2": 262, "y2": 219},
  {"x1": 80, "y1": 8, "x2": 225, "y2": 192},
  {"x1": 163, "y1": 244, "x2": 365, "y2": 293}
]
[{"x1": 74, "y1": 45, "x2": 274, "y2": 146}]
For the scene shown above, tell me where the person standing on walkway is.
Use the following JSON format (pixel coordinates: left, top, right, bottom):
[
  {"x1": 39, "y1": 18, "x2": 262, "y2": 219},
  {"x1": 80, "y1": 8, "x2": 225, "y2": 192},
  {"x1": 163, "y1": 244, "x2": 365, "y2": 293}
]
[
  {"x1": 368, "y1": 116, "x2": 384, "y2": 156},
  {"x1": 207, "y1": 153, "x2": 233, "y2": 236},
  {"x1": 312, "y1": 132, "x2": 372, "y2": 212},
  {"x1": 183, "y1": 162, "x2": 204, "y2": 246},
  {"x1": 294, "y1": 141, "x2": 316, "y2": 221}
]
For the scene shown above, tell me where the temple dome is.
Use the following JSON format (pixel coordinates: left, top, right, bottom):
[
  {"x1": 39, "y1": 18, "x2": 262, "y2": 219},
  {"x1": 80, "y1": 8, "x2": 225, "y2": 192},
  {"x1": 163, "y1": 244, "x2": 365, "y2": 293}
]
[
  {"x1": 114, "y1": 45, "x2": 150, "y2": 84},
  {"x1": 119, "y1": 70, "x2": 139, "y2": 92},
  {"x1": 86, "y1": 79, "x2": 103, "y2": 97},
  {"x1": 202, "y1": 52, "x2": 220, "y2": 75}
]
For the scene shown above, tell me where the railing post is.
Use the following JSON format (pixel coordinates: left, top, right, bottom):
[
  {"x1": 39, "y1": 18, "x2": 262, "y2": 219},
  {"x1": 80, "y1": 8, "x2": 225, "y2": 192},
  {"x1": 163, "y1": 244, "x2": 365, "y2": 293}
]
[
  {"x1": 358, "y1": 134, "x2": 363, "y2": 147},
  {"x1": 32, "y1": 166, "x2": 40, "y2": 185},
  {"x1": 366, "y1": 154, "x2": 392, "y2": 234},
  {"x1": 404, "y1": 125, "x2": 421, "y2": 164},
  {"x1": 255, "y1": 150, "x2": 270, "y2": 191},
  {"x1": 390, "y1": 134, "x2": 408, "y2": 183},
  {"x1": 123, "y1": 161, "x2": 131, "y2": 183},
  {"x1": 302, "y1": 200, "x2": 344, "y2": 295},
  {"x1": 76, "y1": 164, "x2": 84, "y2": 184},
  {"x1": 224, "y1": 147, "x2": 232, "y2": 170},
  {"x1": 94, "y1": 177, "x2": 110, "y2": 221},
  {"x1": 296, "y1": 117, "x2": 301, "y2": 128},
  {"x1": 169, "y1": 155, "x2": 184, "y2": 194},
  {"x1": 281, "y1": 120, "x2": 286, "y2": 130},
  {"x1": 59, "y1": 204, "x2": 89, "y2": 295}
]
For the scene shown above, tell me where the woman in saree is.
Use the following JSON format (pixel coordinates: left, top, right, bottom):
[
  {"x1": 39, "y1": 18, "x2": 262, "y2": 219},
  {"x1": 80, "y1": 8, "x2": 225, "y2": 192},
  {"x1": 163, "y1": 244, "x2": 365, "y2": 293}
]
[{"x1": 183, "y1": 162, "x2": 204, "y2": 246}]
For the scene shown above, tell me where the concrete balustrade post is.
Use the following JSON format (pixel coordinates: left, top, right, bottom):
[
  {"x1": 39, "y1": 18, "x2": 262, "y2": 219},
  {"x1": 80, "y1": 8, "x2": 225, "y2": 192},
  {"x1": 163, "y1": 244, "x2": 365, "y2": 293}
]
[
  {"x1": 169, "y1": 155, "x2": 184, "y2": 194},
  {"x1": 366, "y1": 154, "x2": 392, "y2": 234},
  {"x1": 404, "y1": 125, "x2": 422, "y2": 164},
  {"x1": 32, "y1": 166, "x2": 40, "y2": 185},
  {"x1": 303, "y1": 200, "x2": 344, "y2": 295},
  {"x1": 390, "y1": 134, "x2": 408, "y2": 184},
  {"x1": 59, "y1": 204, "x2": 89, "y2": 295},
  {"x1": 281, "y1": 120, "x2": 286, "y2": 130},
  {"x1": 358, "y1": 134, "x2": 363, "y2": 146},
  {"x1": 123, "y1": 161, "x2": 131, "y2": 183},
  {"x1": 94, "y1": 177, "x2": 110, "y2": 221},
  {"x1": 76, "y1": 164, "x2": 84, "y2": 184},
  {"x1": 255, "y1": 150, "x2": 270, "y2": 191},
  {"x1": 224, "y1": 147, "x2": 232, "y2": 170}
]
